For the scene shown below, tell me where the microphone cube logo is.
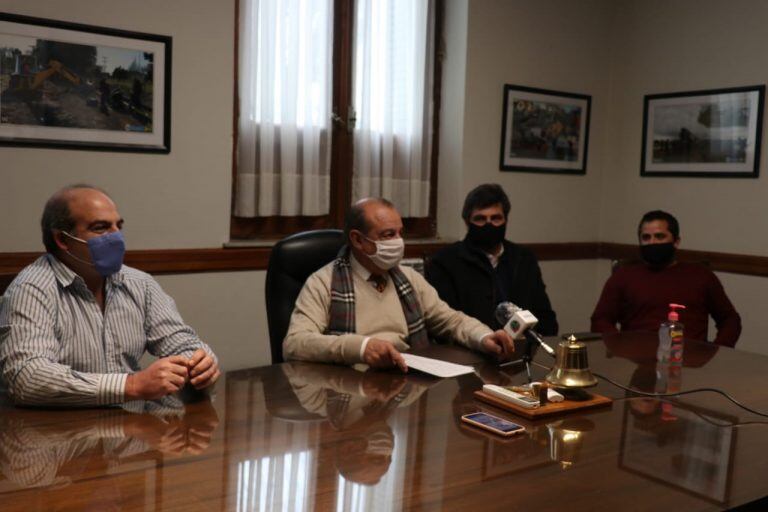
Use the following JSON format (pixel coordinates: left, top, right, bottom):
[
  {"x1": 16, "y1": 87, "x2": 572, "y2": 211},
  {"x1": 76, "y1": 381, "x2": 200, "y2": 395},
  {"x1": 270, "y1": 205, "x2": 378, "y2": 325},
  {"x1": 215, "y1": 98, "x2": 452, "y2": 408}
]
[{"x1": 511, "y1": 320, "x2": 520, "y2": 332}]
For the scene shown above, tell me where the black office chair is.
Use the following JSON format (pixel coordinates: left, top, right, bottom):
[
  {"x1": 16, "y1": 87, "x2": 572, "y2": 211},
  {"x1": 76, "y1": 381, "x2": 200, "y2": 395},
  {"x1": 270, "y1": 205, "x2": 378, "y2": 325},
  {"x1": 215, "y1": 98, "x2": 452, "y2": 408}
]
[
  {"x1": 265, "y1": 229, "x2": 346, "y2": 364},
  {"x1": 0, "y1": 273, "x2": 17, "y2": 296}
]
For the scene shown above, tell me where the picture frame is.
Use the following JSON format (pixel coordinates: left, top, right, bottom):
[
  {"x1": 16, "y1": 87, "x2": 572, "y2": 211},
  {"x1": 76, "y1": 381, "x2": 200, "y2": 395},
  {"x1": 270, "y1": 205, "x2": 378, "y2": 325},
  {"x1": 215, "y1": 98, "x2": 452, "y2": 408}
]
[
  {"x1": 0, "y1": 12, "x2": 171, "y2": 153},
  {"x1": 640, "y1": 86, "x2": 764, "y2": 178},
  {"x1": 499, "y1": 84, "x2": 591, "y2": 174}
]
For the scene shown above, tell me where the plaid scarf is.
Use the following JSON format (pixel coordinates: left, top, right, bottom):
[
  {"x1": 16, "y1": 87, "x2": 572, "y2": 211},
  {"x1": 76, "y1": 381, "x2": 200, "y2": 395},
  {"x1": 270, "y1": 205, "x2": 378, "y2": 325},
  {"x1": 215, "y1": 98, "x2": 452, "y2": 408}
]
[{"x1": 327, "y1": 247, "x2": 429, "y2": 349}]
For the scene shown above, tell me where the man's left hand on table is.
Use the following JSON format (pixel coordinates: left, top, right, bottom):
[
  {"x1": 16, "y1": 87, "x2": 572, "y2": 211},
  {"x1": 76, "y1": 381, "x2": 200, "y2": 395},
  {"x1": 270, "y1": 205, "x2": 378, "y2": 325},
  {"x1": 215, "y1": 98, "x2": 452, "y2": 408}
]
[{"x1": 188, "y1": 349, "x2": 221, "y2": 390}]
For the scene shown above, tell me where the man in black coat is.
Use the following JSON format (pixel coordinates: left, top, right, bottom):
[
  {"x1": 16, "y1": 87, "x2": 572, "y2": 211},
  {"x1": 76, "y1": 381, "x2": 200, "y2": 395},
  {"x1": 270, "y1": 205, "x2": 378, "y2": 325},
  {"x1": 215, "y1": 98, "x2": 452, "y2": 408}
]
[{"x1": 425, "y1": 184, "x2": 558, "y2": 335}]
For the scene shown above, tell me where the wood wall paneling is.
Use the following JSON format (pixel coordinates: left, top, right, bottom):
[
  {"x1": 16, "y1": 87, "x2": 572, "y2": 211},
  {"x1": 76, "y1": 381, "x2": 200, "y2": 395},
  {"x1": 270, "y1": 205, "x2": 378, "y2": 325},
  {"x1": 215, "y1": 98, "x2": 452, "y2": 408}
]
[{"x1": 1, "y1": 242, "x2": 767, "y2": 277}]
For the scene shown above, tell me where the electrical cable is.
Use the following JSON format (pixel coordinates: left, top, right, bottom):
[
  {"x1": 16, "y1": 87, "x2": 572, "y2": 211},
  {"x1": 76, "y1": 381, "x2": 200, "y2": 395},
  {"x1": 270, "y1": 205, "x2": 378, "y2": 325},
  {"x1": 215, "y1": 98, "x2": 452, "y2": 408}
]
[
  {"x1": 528, "y1": 360, "x2": 768, "y2": 419},
  {"x1": 685, "y1": 406, "x2": 768, "y2": 428},
  {"x1": 592, "y1": 371, "x2": 768, "y2": 418},
  {"x1": 613, "y1": 396, "x2": 768, "y2": 427}
]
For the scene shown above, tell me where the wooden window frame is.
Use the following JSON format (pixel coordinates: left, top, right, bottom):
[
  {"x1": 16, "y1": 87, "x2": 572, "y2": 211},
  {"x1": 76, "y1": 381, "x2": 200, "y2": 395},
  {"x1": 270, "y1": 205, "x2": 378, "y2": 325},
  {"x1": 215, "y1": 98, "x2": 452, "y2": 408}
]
[{"x1": 230, "y1": 0, "x2": 444, "y2": 240}]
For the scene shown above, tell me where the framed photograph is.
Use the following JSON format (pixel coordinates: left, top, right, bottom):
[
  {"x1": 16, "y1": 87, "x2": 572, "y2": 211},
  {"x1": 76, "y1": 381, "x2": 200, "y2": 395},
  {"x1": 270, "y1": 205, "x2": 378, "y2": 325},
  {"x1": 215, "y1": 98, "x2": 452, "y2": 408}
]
[
  {"x1": 0, "y1": 12, "x2": 171, "y2": 153},
  {"x1": 641, "y1": 86, "x2": 764, "y2": 177},
  {"x1": 499, "y1": 84, "x2": 591, "y2": 174}
]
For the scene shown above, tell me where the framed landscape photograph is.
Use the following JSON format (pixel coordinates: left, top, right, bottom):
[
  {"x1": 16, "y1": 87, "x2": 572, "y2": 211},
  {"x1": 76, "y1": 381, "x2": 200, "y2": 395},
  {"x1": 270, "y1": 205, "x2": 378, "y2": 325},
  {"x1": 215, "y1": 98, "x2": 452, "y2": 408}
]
[
  {"x1": 499, "y1": 84, "x2": 591, "y2": 174},
  {"x1": 641, "y1": 86, "x2": 764, "y2": 177},
  {"x1": 0, "y1": 12, "x2": 171, "y2": 153}
]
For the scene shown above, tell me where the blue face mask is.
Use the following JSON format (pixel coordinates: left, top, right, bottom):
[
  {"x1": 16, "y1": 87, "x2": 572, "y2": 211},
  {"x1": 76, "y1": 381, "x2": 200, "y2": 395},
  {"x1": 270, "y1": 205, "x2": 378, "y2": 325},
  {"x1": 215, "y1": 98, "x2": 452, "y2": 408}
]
[{"x1": 63, "y1": 230, "x2": 126, "y2": 277}]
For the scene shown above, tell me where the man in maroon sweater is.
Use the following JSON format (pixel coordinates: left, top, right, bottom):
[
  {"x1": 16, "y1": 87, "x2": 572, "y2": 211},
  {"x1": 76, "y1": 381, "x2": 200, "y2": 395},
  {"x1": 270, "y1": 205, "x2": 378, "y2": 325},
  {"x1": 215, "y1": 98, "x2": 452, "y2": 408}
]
[{"x1": 591, "y1": 210, "x2": 741, "y2": 347}]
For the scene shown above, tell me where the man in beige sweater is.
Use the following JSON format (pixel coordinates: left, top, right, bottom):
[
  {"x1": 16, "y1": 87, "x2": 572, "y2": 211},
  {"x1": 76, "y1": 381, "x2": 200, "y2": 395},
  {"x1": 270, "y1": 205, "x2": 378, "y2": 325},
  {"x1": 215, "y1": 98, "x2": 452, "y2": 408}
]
[{"x1": 283, "y1": 198, "x2": 515, "y2": 371}]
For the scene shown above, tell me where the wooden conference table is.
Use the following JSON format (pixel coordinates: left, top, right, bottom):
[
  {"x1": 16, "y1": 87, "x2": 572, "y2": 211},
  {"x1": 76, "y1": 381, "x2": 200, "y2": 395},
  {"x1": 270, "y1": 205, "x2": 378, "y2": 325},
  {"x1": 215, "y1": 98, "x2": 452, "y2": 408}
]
[{"x1": 1, "y1": 332, "x2": 768, "y2": 511}]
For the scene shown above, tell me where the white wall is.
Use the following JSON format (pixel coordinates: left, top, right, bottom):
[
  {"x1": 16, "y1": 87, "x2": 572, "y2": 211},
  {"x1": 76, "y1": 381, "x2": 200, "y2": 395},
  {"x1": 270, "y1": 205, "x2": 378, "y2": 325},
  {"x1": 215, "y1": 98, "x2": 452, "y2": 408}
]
[
  {"x1": 435, "y1": 0, "x2": 469, "y2": 240},
  {"x1": 599, "y1": 0, "x2": 768, "y2": 353},
  {"x1": 602, "y1": 0, "x2": 768, "y2": 251},
  {"x1": 4, "y1": 0, "x2": 768, "y2": 372},
  {"x1": 541, "y1": 259, "x2": 608, "y2": 334},
  {"x1": 451, "y1": 0, "x2": 613, "y2": 243},
  {"x1": 714, "y1": 271, "x2": 768, "y2": 355},
  {"x1": 437, "y1": 0, "x2": 615, "y2": 340},
  {"x1": 0, "y1": 0, "x2": 234, "y2": 250},
  {"x1": 156, "y1": 271, "x2": 272, "y2": 369},
  {"x1": 441, "y1": 0, "x2": 768, "y2": 353},
  {"x1": 0, "y1": 1, "x2": 273, "y2": 371}
]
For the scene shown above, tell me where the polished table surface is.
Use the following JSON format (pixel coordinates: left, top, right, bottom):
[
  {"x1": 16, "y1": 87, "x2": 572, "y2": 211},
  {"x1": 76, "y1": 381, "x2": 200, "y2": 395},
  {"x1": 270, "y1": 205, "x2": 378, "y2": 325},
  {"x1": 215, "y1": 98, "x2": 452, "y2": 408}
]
[{"x1": 2, "y1": 332, "x2": 768, "y2": 511}]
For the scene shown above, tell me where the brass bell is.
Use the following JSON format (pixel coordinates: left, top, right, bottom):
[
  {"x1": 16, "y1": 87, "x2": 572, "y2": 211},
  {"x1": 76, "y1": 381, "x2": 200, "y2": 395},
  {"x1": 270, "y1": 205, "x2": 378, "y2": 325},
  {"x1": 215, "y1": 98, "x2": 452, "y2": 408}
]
[{"x1": 545, "y1": 336, "x2": 597, "y2": 388}]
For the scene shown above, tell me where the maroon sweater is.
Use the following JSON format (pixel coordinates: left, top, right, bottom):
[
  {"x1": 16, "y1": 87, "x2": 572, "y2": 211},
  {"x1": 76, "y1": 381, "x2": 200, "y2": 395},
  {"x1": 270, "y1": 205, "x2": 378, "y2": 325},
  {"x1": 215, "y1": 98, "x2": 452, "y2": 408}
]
[{"x1": 590, "y1": 262, "x2": 741, "y2": 347}]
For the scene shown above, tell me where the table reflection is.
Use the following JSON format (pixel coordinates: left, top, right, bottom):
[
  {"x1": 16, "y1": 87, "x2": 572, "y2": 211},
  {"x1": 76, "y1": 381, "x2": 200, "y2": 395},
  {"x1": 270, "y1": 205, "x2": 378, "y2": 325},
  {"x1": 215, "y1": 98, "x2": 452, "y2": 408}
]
[
  {"x1": 2, "y1": 332, "x2": 765, "y2": 511},
  {"x1": 619, "y1": 365, "x2": 736, "y2": 505},
  {"x1": 448, "y1": 364, "x2": 599, "y2": 488},
  {"x1": 283, "y1": 362, "x2": 428, "y2": 487},
  {"x1": 603, "y1": 331, "x2": 720, "y2": 368},
  {"x1": 0, "y1": 395, "x2": 219, "y2": 491},
  {"x1": 228, "y1": 363, "x2": 432, "y2": 511}
]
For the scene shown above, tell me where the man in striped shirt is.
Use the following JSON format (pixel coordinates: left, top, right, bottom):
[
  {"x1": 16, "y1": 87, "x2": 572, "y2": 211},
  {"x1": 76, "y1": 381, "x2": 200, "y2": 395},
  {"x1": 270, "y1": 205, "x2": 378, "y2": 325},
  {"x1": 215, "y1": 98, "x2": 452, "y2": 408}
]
[{"x1": 0, "y1": 185, "x2": 220, "y2": 406}]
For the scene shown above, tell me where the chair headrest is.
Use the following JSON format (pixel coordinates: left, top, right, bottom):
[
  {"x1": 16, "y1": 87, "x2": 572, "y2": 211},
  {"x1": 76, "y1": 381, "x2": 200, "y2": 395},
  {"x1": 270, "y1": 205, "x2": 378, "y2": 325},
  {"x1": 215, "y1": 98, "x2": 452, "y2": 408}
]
[{"x1": 269, "y1": 230, "x2": 346, "y2": 281}]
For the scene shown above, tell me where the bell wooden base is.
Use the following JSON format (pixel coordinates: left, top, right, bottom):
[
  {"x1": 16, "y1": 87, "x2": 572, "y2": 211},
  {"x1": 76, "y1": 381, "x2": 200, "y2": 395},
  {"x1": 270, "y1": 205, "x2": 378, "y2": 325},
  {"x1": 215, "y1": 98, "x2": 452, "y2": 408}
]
[{"x1": 473, "y1": 389, "x2": 612, "y2": 419}]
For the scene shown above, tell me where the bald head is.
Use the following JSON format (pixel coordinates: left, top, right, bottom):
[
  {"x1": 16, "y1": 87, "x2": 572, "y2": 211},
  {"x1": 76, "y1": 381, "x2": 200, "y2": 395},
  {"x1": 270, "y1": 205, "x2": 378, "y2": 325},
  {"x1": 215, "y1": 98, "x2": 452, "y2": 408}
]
[
  {"x1": 344, "y1": 198, "x2": 397, "y2": 239},
  {"x1": 41, "y1": 185, "x2": 114, "y2": 254}
]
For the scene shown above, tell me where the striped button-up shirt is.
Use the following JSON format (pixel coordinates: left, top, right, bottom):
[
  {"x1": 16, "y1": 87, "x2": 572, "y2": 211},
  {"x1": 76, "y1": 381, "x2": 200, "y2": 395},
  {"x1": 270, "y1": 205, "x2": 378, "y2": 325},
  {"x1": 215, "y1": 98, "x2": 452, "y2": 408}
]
[{"x1": 0, "y1": 254, "x2": 215, "y2": 407}]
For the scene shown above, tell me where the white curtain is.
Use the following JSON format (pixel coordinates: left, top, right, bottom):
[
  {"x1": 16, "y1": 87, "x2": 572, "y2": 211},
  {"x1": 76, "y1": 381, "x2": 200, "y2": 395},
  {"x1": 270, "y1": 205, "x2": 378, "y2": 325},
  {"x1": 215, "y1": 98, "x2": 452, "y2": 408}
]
[
  {"x1": 352, "y1": 0, "x2": 435, "y2": 217},
  {"x1": 235, "y1": 0, "x2": 333, "y2": 217}
]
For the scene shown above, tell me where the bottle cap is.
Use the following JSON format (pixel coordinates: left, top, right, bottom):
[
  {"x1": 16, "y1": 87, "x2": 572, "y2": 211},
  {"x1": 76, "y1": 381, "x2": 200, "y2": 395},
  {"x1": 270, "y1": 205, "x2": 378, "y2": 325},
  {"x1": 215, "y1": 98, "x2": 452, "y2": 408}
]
[{"x1": 668, "y1": 303, "x2": 686, "y2": 321}]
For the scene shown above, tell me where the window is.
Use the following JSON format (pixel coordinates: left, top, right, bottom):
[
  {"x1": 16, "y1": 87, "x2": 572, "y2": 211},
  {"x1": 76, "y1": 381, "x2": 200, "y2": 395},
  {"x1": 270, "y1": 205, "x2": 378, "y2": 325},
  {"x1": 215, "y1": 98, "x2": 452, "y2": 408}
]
[{"x1": 232, "y1": 0, "x2": 443, "y2": 238}]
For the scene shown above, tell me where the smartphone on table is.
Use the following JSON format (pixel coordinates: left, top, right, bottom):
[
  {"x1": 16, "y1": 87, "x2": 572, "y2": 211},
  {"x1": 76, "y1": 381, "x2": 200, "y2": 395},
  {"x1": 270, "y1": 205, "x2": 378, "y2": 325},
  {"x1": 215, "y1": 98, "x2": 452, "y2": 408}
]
[{"x1": 460, "y1": 412, "x2": 526, "y2": 437}]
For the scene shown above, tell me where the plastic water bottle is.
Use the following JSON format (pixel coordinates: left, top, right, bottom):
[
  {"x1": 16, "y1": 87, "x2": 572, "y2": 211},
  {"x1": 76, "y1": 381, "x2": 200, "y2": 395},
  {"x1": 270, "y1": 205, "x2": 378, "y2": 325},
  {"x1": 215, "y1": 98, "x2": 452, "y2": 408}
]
[
  {"x1": 657, "y1": 304, "x2": 685, "y2": 421},
  {"x1": 657, "y1": 303, "x2": 685, "y2": 363}
]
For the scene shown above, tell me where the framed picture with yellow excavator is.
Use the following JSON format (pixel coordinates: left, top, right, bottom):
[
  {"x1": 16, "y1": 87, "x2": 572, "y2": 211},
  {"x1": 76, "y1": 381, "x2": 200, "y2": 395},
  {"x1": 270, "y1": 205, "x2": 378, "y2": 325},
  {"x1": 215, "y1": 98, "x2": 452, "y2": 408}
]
[{"x1": 0, "y1": 12, "x2": 171, "y2": 153}]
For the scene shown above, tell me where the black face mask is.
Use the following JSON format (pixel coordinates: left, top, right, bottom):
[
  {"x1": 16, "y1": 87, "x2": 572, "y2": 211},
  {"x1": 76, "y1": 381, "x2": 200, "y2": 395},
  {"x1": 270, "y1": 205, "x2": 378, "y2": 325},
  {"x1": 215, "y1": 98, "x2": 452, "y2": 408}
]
[
  {"x1": 640, "y1": 242, "x2": 676, "y2": 267},
  {"x1": 467, "y1": 223, "x2": 506, "y2": 251}
]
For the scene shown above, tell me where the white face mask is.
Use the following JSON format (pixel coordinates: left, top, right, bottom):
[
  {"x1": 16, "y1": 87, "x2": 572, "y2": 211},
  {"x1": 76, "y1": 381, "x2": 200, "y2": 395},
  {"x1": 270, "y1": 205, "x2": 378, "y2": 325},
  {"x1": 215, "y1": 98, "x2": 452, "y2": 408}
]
[{"x1": 365, "y1": 236, "x2": 404, "y2": 270}]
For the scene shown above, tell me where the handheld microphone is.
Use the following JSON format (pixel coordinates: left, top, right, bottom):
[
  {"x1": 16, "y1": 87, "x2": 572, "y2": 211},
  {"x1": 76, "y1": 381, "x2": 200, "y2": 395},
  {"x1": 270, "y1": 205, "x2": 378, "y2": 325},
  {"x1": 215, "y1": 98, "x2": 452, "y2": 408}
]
[
  {"x1": 494, "y1": 302, "x2": 518, "y2": 326},
  {"x1": 494, "y1": 302, "x2": 538, "y2": 340},
  {"x1": 495, "y1": 302, "x2": 556, "y2": 357}
]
